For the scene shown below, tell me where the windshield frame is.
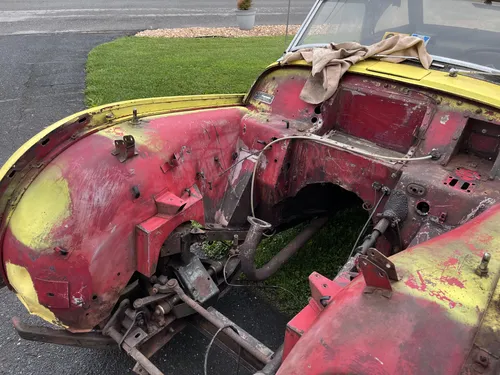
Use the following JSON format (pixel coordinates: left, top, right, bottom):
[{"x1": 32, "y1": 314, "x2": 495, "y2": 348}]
[{"x1": 287, "y1": 0, "x2": 500, "y2": 74}]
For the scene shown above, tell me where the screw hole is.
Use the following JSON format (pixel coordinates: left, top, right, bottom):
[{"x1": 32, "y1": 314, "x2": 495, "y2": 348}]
[
  {"x1": 322, "y1": 284, "x2": 328, "y2": 288},
  {"x1": 92, "y1": 294, "x2": 98, "y2": 301},
  {"x1": 78, "y1": 117, "x2": 87, "y2": 123},
  {"x1": 378, "y1": 272, "x2": 385, "y2": 278},
  {"x1": 314, "y1": 106, "x2": 322, "y2": 114},
  {"x1": 41, "y1": 138, "x2": 50, "y2": 146},
  {"x1": 416, "y1": 201, "x2": 430, "y2": 216},
  {"x1": 117, "y1": 272, "x2": 121, "y2": 276},
  {"x1": 135, "y1": 333, "x2": 141, "y2": 338},
  {"x1": 8, "y1": 170, "x2": 16, "y2": 178},
  {"x1": 47, "y1": 292, "x2": 55, "y2": 297},
  {"x1": 311, "y1": 117, "x2": 318, "y2": 123}
]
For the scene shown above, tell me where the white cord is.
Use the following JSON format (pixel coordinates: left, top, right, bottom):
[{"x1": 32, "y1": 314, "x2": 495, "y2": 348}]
[{"x1": 250, "y1": 135, "x2": 433, "y2": 217}]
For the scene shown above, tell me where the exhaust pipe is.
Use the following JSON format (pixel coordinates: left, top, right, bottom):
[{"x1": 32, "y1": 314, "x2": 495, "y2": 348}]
[{"x1": 239, "y1": 216, "x2": 328, "y2": 281}]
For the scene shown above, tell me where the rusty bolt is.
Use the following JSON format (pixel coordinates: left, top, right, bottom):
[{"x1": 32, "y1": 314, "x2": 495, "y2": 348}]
[
  {"x1": 475, "y1": 353, "x2": 490, "y2": 368},
  {"x1": 430, "y1": 148, "x2": 441, "y2": 160},
  {"x1": 476, "y1": 108, "x2": 483, "y2": 114},
  {"x1": 476, "y1": 252, "x2": 491, "y2": 277},
  {"x1": 132, "y1": 108, "x2": 139, "y2": 124},
  {"x1": 166, "y1": 279, "x2": 178, "y2": 289},
  {"x1": 152, "y1": 287, "x2": 159, "y2": 295}
]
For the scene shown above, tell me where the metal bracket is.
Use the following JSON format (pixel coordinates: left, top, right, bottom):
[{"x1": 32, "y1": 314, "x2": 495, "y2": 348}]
[
  {"x1": 124, "y1": 327, "x2": 149, "y2": 348},
  {"x1": 358, "y1": 248, "x2": 399, "y2": 299},
  {"x1": 366, "y1": 248, "x2": 399, "y2": 281},
  {"x1": 172, "y1": 256, "x2": 219, "y2": 304},
  {"x1": 112, "y1": 135, "x2": 138, "y2": 162}
]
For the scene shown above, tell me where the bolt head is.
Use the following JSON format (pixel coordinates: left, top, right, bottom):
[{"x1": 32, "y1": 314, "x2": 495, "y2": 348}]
[{"x1": 166, "y1": 279, "x2": 177, "y2": 288}]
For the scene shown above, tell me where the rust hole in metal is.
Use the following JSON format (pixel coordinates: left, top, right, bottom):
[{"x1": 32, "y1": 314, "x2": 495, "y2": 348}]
[
  {"x1": 47, "y1": 292, "x2": 55, "y2": 297},
  {"x1": 314, "y1": 106, "x2": 322, "y2": 115},
  {"x1": 78, "y1": 117, "x2": 87, "y2": 123},
  {"x1": 311, "y1": 117, "x2": 318, "y2": 123},
  {"x1": 8, "y1": 170, "x2": 16, "y2": 178},
  {"x1": 92, "y1": 294, "x2": 98, "y2": 301},
  {"x1": 41, "y1": 138, "x2": 50, "y2": 146},
  {"x1": 416, "y1": 201, "x2": 430, "y2": 216},
  {"x1": 177, "y1": 203, "x2": 187, "y2": 213},
  {"x1": 117, "y1": 272, "x2": 121, "y2": 276}
]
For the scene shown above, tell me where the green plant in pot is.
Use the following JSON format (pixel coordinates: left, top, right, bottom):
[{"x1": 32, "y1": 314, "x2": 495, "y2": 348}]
[{"x1": 236, "y1": 0, "x2": 256, "y2": 30}]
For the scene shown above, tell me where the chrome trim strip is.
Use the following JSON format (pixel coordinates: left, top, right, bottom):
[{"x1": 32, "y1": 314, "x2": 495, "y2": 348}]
[{"x1": 431, "y1": 55, "x2": 500, "y2": 74}]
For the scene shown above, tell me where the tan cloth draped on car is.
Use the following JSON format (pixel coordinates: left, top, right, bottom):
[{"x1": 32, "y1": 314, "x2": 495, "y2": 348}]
[{"x1": 282, "y1": 35, "x2": 433, "y2": 104}]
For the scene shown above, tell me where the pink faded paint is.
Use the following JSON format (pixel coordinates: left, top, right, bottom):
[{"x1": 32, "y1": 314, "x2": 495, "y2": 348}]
[
  {"x1": 440, "y1": 276, "x2": 465, "y2": 289},
  {"x1": 405, "y1": 270, "x2": 427, "y2": 292}
]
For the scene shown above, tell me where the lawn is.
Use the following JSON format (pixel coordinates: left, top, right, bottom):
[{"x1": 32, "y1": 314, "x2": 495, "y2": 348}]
[
  {"x1": 85, "y1": 36, "x2": 366, "y2": 314},
  {"x1": 86, "y1": 36, "x2": 287, "y2": 107}
]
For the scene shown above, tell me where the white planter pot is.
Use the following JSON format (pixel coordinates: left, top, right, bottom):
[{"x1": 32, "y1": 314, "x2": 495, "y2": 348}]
[{"x1": 236, "y1": 9, "x2": 256, "y2": 30}]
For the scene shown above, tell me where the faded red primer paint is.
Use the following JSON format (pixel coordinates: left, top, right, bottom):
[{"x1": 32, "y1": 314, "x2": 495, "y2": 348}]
[
  {"x1": 440, "y1": 276, "x2": 465, "y2": 289},
  {"x1": 443, "y1": 257, "x2": 459, "y2": 267},
  {"x1": 405, "y1": 270, "x2": 427, "y2": 291},
  {"x1": 429, "y1": 290, "x2": 461, "y2": 309}
]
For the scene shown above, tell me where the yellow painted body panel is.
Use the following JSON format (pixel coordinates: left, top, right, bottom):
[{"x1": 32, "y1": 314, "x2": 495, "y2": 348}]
[
  {"x1": 6, "y1": 262, "x2": 66, "y2": 327},
  {"x1": 392, "y1": 208, "x2": 500, "y2": 328},
  {"x1": 366, "y1": 61, "x2": 432, "y2": 80},
  {"x1": 10, "y1": 165, "x2": 71, "y2": 251},
  {"x1": 351, "y1": 60, "x2": 500, "y2": 109}
]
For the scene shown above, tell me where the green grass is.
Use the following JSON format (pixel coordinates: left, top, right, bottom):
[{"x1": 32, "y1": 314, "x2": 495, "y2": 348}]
[
  {"x1": 85, "y1": 36, "x2": 287, "y2": 107},
  {"x1": 85, "y1": 36, "x2": 367, "y2": 316},
  {"x1": 253, "y1": 208, "x2": 366, "y2": 315}
]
